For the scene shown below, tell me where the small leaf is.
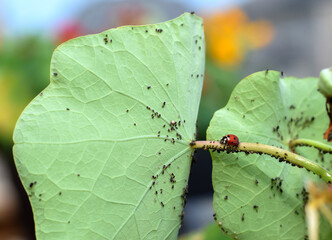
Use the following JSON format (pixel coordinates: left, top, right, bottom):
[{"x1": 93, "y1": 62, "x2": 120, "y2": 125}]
[
  {"x1": 319, "y1": 67, "x2": 332, "y2": 98},
  {"x1": 207, "y1": 71, "x2": 332, "y2": 240},
  {"x1": 13, "y1": 13, "x2": 204, "y2": 239},
  {"x1": 179, "y1": 223, "x2": 232, "y2": 240}
]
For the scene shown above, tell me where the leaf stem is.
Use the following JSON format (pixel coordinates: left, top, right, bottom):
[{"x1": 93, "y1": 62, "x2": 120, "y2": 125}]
[
  {"x1": 190, "y1": 141, "x2": 332, "y2": 183},
  {"x1": 289, "y1": 138, "x2": 332, "y2": 153}
]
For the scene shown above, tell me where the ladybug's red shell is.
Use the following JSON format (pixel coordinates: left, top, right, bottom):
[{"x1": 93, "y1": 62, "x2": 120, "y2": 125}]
[
  {"x1": 220, "y1": 134, "x2": 239, "y2": 146},
  {"x1": 226, "y1": 134, "x2": 239, "y2": 146}
]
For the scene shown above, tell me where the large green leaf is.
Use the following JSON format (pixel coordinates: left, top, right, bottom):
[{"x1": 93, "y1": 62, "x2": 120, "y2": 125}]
[
  {"x1": 207, "y1": 71, "x2": 332, "y2": 240},
  {"x1": 13, "y1": 13, "x2": 204, "y2": 239}
]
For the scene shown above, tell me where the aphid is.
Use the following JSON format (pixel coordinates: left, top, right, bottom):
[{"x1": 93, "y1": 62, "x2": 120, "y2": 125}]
[
  {"x1": 179, "y1": 211, "x2": 185, "y2": 221},
  {"x1": 53, "y1": 72, "x2": 58, "y2": 76},
  {"x1": 220, "y1": 134, "x2": 239, "y2": 146},
  {"x1": 224, "y1": 196, "x2": 228, "y2": 200},
  {"x1": 147, "y1": 86, "x2": 151, "y2": 89},
  {"x1": 253, "y1": 205, "x2": 258, "y2": 212},
  {"x1": 161, "y1": 202, "x2": 164, "y2": 207},
  {"x1": 265, "y1": 69, "x2": 269, "y2": 75},
  {"x1": 170, "y1": 120, "x2": 176, "y2": 125},
  {"x1": 190, "y1": 11, "x2": 195, "y2": 14},
  {"x1": 241, "y1": 213, "x2": 245, "y2": 221},
  {"x1": 162, "y1": 102, "x2": 166, "y2": 108},
  {"x1": 155, "y1": 28, "x2": 163, "y2": 33}
]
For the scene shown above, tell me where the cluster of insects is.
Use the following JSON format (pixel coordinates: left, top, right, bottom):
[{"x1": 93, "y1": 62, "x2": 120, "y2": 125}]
[{"x1": 103, "y1": 34, "x2": 112, "y2": 44}]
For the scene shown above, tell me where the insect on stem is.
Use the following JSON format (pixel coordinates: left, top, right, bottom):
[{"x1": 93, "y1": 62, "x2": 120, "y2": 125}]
[{"x1": 191, "y1": 140, "x2": 332, "y2": 183}]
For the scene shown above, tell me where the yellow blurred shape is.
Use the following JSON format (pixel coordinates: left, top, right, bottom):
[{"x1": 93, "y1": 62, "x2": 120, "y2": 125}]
[
  {"x1": 306, "y1": 182, "x2": 332, "y2": 240},
  {"x1": 0, "y1": 72, "x2": 30, "y2": 144},
  {"x1": 205, "y1": 8, "x2": 274, "y2": 68}
]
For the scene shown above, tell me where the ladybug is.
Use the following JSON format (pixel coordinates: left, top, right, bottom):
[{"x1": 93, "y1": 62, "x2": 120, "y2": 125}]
[{"x1": 220, "y1": 134, "x2": 239, "y2": 146}]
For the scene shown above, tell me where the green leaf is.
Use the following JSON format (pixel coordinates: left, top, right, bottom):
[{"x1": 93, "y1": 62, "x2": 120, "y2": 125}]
[
  {"x1": 207, "y1": 71, "x2": 332, "y2": 240},
  {"x1": 319, "y1": 67, "x2": 332, "y2": 98},
  {"x1": 13, "y1": 13, "x2": 204, "y2": 240},
  {"x1": 179, "y1": 223, "x2": 232, "y2": 240}
]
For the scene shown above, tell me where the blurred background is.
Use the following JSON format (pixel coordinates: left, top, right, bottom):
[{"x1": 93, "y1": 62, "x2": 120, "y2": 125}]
[{"x1": 0, "y1": 0, "x2": 332, "y2": 239}]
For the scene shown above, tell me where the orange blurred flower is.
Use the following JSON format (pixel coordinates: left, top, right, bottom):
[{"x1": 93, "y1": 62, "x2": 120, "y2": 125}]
[{"x1": 204, "y1": 8, "x2": 274, "y2": 68}]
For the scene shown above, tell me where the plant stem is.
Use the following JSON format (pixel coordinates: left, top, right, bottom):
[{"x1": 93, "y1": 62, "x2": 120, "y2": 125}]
[
  {"x1": 289, "y1": 138, "x2": 332, "y2": 153},
  {"x1": 190, "y1": 141, "x2": 332, "y2": 183}
]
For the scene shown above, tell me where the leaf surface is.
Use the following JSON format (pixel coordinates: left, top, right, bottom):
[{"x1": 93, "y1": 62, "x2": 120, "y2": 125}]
[
  {"x1": 13, "y1": 13, "x2": 204, "y2": 240},
  {"x1": 207, "y1": 71, "x2": 332, "y2": 240}
]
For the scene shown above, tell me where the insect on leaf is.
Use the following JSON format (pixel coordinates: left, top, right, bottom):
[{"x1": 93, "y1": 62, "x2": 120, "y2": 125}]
[
  {"x1": 13, "y1": 13, "x2": 205, "y2": 240},
  {"x1": 207, "y1": 71, "x2": 332, "y2": 240}
]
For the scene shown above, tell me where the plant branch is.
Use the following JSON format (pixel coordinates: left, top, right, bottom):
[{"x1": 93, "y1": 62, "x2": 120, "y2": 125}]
[
  {"x1": 289, "y1": 138, "x2": 332, "y2": 154},
  {"x1": 190, "y1": 141, "x2": 332, "y2": 183}
]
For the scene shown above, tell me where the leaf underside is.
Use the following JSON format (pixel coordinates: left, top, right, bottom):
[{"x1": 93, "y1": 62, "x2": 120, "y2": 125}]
[
  {"x1": 207, "y1": 71, "x2": 332, "y2": 240},
  {"x1": 13, "y1": 13, "x2": 205, "y2": 240}
]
